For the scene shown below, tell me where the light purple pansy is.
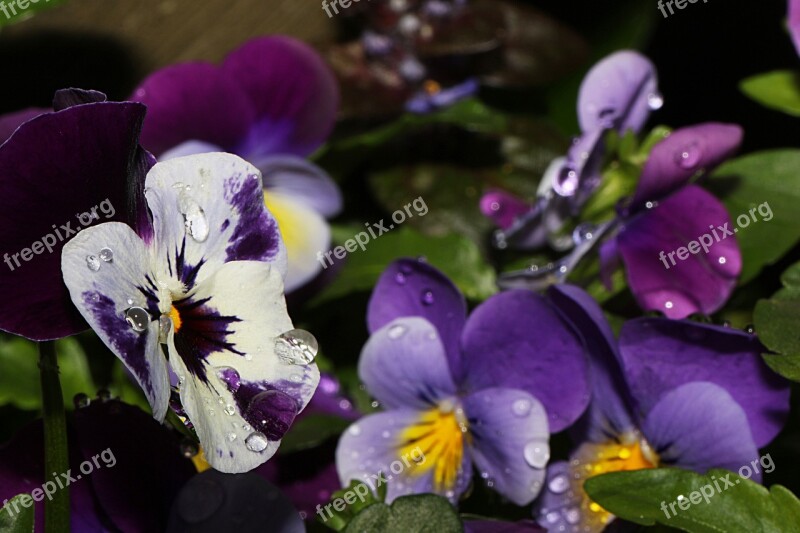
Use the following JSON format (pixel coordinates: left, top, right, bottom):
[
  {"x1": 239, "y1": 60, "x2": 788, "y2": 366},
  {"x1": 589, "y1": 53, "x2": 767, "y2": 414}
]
[
  {"x1": 336, "y1": 259, "x2": 591, "y2": 506},
  {"x1": 483, "y1": 50, "x2": 660, "y2": 249},
  {"x1": 603, "y1": 122, "x2": 743, "y2": 318},
  {"x1": 60, "y1": 152, "x2": 320, "y2": 473},
  {"x1": 790, "y1": 0, "x2": 800, "y2": 56},
  {"x1": 131, "y1": 36, "x2": 343, "y2": 292},
  {"x1": 0, "y1": 89, "x2": 153, "y2": 341},
  {"x1": 534, "y1": 285, "x2": 790, "y2": 532}
]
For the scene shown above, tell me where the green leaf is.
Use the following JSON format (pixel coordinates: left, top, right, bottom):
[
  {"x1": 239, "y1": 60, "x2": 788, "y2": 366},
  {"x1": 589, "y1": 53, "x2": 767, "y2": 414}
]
[
  {"x1": 0, "y1": 0, "x2": 67, "y2": 28},
  {"x1": 311, "y1": 227, "x2": 496, "y2": 304},
  {"x1": 584, "y1": 468, "x2": 800, "y2": 533},
  {"x1": 755, "y1": 261, "x2": 800, "y2": 382},
  {"x1": 0, "y1": 336, "x2": 96, "y2": 411},
  {"x1": 740, "y1": 70, "x2": 800, "y2": 117},
  {"x1": 280, "y1": 414, "x2": 351, "y2": 453},
  {"x1": 709, "y1": 150, "x2": 800, "y2": 284},
  {"x1": 320, "y1": 480, "x2": 383, "y2": 531},
  {"x1": 343, "y1": 494, "x2": 463, "y2": 533},
  {"x1": 0, "y1": 494, "x2": 35, "y2": 532}
]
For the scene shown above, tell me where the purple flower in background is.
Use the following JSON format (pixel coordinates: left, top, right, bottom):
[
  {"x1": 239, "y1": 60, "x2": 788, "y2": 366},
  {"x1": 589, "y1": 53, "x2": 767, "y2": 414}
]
[
  {"x1": 336, "y1": 259, "x2": 591, "y2": 505},
  {"x1": 61, "y1": 152, "x2": 320, "y2": 473},
  {"x1": 600, "y1": 122, "x2": 743, "y2": 318},
  {"x1": 534, "y1": 285, "x2": 790, "y2": 532},
  {"x1": 0, "y1": 89, "x2": 153, "y2": 341},
  {"x1": 131, "y1": 36, "x2": 342, "y2": 291},
  {"x1": 482, "y1": 50, "x2": 660, "y2": 250},
  {"x1": 789, "y1": 0, "x2": 800, "y2": 55}
]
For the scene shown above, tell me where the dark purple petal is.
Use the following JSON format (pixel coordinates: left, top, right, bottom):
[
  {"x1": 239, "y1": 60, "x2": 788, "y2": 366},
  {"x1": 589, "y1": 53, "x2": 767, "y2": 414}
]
[
  {"x1": 258, "y1": 155, "x2": 343, "y2": 217},
  {"x1": 617, "y1": 185, "x2": 741, "y2": 318},
  {"x1": 460, "y1": 290, "x2": 590, "y2": 432},
  {"x1": 642, "y1": 382, "x2": 761, "y2": 481},
  {"x1": 480, "y1": 189, "x2": 532, "y2": 230},
  {"x1": 132, "y1": 62, "x2": 256, "y2": 156},
  {"x1": 547, "y1": 285, "x2": 636, "y2": 442},
  {"x1": 0, "y1": 101, "x2": 150, "y2": 340},
  {"x1": 465, "y1": 520, "x2": 545, "y2": 533},
  {"x1": 0, "y1": 108, "x2": 47, "y2": 144},
  {"x1": 222, "y1": 36, "x2": 339, "y2": 159},
  {"x1": 620, "y1": 318, "x2": 791, "y2": 447},
  {"x1": 598, "y1": 238, "x2": 620, "y2": 291},
  {"x1": 360, "y1": 317, "x2": 457, "y2": 410},
  {"x1": 463, "y1": 388, "x2": 549, "y2": 506},
  {"x1": 632, "y1": 123, "x2": 743, "y2": 206},
  {"x1": 367, "y1": 259, "x2": 467, "y2": 378},
  {"x1": 577, "y1": 50, "x2": 658, "y2": 134}
]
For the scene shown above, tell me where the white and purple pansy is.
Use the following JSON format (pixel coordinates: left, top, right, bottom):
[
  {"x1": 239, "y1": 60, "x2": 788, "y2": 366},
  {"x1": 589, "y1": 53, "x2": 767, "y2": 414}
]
[{"x1": 60, "y1": 152, "x2": 320, "y2": 473}]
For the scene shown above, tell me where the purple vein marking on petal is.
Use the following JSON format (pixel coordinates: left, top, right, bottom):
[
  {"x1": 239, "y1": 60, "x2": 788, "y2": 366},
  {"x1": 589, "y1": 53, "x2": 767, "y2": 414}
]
[
  {"x1": 233, "y1": 379, "x2": 303, "y2": 440},
  {"x1": 83, "y1": 291, "x2": 154, "y2": 395},
  {"x1": 223, "y1": 173, "x2": 280, "y2": 262}
]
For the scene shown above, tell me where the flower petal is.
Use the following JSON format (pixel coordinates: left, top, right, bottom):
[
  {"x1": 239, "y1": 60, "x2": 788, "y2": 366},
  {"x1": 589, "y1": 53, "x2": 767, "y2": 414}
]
[
  {"x1": 0, "y1": 101, "x2": 150, "y2": 340},
  {"x1": 617, "y1": 185, "x2": 741, "y2": 318},
  {"x1": 480, "y1": 189, "x2": 532, "y2": 231},
  {"x1": 336, "y1": 409, "x2": 472, "y2": 503},
  {"x1": 61, "y1": 222, "x2": 170, "y2": 420},
  {"x1": 632, "y1": 123, "x2": 743, "y2": 205},
  {"x1": 222, "y1": 36, "x2": 338, "y2": 159},
  {"x1": 0, "y1": 107, "x2": 46, "y2": 144},
  {"x1": 463, "y1": 388, "x2": 549, "y2": 506},
  {"x1": 620, "y1": 317, "x2": 790, "y2": 447},
  {"x1": 791, "y1": 0, "x2": 800, "y2": 56},
  {"x1": 642, "y1": 382, "x2": 760, "y2": 481},
  {"x1": 166, "y1": 260, "x2": 319, "y2": 473},
  {"x1": 577, "y1": 50, "x2": 658, "y2": 134},
  {"x1": 264, "y1": 189, "x2": 331, "y2": 292},
  {"x1": 260, "y1": 155, "x2": 343, "y2": 218},
  {"x1": 132, "y1": 63, "x2": 256, "y2": 156},
  {"x1": 367, "y1": 259, "x2": 467, "y2": 378},
  {"x1": 460, "y1": 290, "x2": 589, "y2": 432},
  {"x1": 360, "y1": 317, "x2": 457, "y2": 410},
  {"x1": 533, "y1": 461, "x2": 589, "y2": 533},
  {"x1": 145, "y1": 152, "x2": 287, "y2": 289}
]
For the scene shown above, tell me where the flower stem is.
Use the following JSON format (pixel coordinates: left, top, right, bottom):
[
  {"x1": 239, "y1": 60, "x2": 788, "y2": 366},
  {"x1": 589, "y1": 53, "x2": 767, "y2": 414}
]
[{"x1": 38, "y1": 341, "x2": 70, "y2": 532}]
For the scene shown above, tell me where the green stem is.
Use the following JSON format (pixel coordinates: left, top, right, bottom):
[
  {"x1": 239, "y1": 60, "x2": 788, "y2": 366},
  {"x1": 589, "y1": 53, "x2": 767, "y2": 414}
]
[{"x1": 38, "y1": 341, "x2": 69, "y2": 532}]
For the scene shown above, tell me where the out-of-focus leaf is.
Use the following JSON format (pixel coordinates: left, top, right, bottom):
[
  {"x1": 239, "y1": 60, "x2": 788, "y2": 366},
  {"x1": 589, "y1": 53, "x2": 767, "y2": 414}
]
[
  {"x1": 0, "y1": 0, "x2": 67, "y2": 28},
  {"x1": 708, "y1": 150, "x2": 800, "y2": 284},
  {"x1": 0, "y1": 494, "x2": 35, "y2": 532},
  {"x1": 321, "y1": 480, "x2": 384, "y2": 532},
  {"x1": 755, "y1": 261, "x2": 800, "y2": 382},
  {"x1": 344, "y1": 494, "x2": 463, "y2": 533},
  {"x1": 740, "y1": 70, "x2": 800, "y2": 117},
  {"x1": 280, "y1": 414, "x2": 351, "y2": 453}
]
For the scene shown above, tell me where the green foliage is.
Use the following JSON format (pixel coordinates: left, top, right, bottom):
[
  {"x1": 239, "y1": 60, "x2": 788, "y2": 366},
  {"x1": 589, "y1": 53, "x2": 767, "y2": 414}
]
[
  {"x1": 755, "y1": 261, "x2": 800, "y2": 381},
  {"x1": 740, "y1": 70, "x2": 800, "y2": 117},
  {"x1": 342, "y1": 493, "x2": 463, "y2": 533},
  {"x1": 0, "y1": 495, "x2": 35, "y2": 533}
]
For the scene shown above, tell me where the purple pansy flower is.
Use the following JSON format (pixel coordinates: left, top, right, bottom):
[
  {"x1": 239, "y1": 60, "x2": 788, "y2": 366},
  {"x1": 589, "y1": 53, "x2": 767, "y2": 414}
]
[
  {"x1": 336, "y1": 259, "x2": 591, "y2": 505},
  {"x1": 789, "y1": 0, "x2": 800, "y2": 55},
  {"x1": 0, "y1": 90, "x2": 152, "y2": 341},
  {"x1": 533, "y1": 285, "x2": 790, "y2": 532},
  {"x1": 483, "y1": 50, "x2": 660, "y2": 250},
  {"x1": 600, "y1": 122, "x2": 743, "y2": 318},
  {"x1": 60, "y1": 152, "x2": 320, "y2": 473},
  {"x1": 131, "y1": 36, "x2": 342, "y2": 292}
]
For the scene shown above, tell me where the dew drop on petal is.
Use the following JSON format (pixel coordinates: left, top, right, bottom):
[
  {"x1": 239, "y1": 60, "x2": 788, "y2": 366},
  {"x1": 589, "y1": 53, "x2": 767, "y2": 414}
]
[
  {"x1": 125, "y1": 307, "x2": 149, "y2": 332},
  {"x1": 395, "y1": 272, "x2": 406, "y2": 285},
  {"x1": 158, "y1": 315, "x2": 172, "y2": 343},
  {"x1": 664, "y1": 301, "x2": 674, "y2": 310},
  {"x1": 718, "y1": 256, "x2": 727, "y2": 265},
  {"x1": 523, "y1": 441, "x2": 550, "y2": 469},
  {"x1": 176, "y1": 189, "x2": 210, "y2": 242},
  {"x1": 388, "y1": 324, "x2": 407, "y2": 339},
  {"x1": 545, "y1": 511, "x2": 560, "y2": 524},
  {"x1": 227, "y1": 432, "x2": 237, "y2": 442},
  {"x1": 86, "y1": 255, "x2": 100, "y2": 271},
  {"x1": 572, "y1": 223, "x2": 595, "y2": 245},
  {"x1": 275, "y1": 329, "x2": 319, "y2": 365},
  {"x1": 421, "y1": 289, "x2": 434, "y2": 306},
  {"x1": 245, "y1": 390, "x2": 298, "y2": 440},
  {"x1": 224, "y1": 404, "x2": 236, "y2": 416},
  {"x1": 548, "y1": 474, "x2": 569, "y2": 494},
  {"x1": 98, "y1": 247, "x2": 114, "y2": 262},
  {"x1": 647, "y1": 92, "x2": 664, "y2": 110},
  {"x1": 245, "y1": 432, "x2": 269, "y2": 452},
  {"x1": 512, "y1": 398, "x2": 532, "y2": 417},
  {"x1": 674, "y1": 142, "x2": 702, "y2": 170},
  {"x1": 349, "y1": 424, "x2": 362, "y2": 436},
  {"x1": 564, "y1": 507, "x2": 581, "y2": 524}
]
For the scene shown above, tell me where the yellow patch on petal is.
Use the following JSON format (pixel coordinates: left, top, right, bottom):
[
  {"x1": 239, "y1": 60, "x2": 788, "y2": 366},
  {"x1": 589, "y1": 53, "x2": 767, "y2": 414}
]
[
  {"x1": 264, "y1": 192, "x2": 313, "y2": 265},
  {"x1": 192, "y1": 447, "x2": 212, "y2": 473},
  {"x1": 398, "y1": 403, "x2": 468, "y2": 492}
]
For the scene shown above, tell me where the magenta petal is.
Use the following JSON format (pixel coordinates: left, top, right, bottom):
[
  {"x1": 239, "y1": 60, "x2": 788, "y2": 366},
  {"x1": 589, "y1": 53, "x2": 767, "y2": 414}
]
[
  {"x1": 222, "y1": 36, "x2": 339, "y2": 158},
  {"x1": 617, "y1": 185, "x2": 741, "y2": 318},
  {"x1": 642, "y1": 382, "x2": 761, "y2": 481},
  {"x1": 620, "y1": 318, "x2": 791, "y2": 447},
  {"x1": 480, "y1": 190, "x2": 532, "y2": 230},
  {"x1": 632, "y1": 123, "x2": 743, "y2": 205},
  {"x1": 0, "y1": 102, "x2": 150, "y2": 340},
  {"x1": 367, "y1": 259, "x2": 467, "y2": 378},
  {"x1": 577, "y1": 50, "x2": 658, "y2": 134},
  {"x1": 0, "y1": 108, "x2": 47, "y2": 144},
  {"x1": 460, "y1": 290, "x2": 590, "y2": 432},
  {"x1": 132, "y1": 62, "x2": 256, "y2": 156}
]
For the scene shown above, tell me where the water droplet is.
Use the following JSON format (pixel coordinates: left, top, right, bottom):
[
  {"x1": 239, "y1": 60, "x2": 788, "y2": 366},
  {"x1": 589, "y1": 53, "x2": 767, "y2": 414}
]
[
  {"x1": 126, "y1": 298, "x2": 134, "y2": 305},
  {"x1": 227, "y1": 432, "x2": 237, "y2": 442},
  {"x1": 718, "y1": 256, "x2": 727, "y2": 265},
  {"x1": 647, "y1": 92, "x2": 664, "y2": 110},
  {"x1": 664, "y1": 301, "x2": 674, "y2": 310},
  {"x1": 370, "y1": 400, "x2": 380, "y2": 409},
  {"x1": 572, "y1": 223, "x2": 596, "y2": 245},
  {"x1": 176, "y1": 189, "x2": 210, "y2": 242},
  {"x1": 98, "y1": 247, "x2": 114, "y2": 262},
  {"x1": 674, "y1": 142, "x2": 702, "y2": 169},
  {"x1": 545, "y1": 511, "x2": 560, "y2": 523},
  {"x1": 224, "y1": 404, "x2": 236, "y2": 416},
  {"x1": 745, "y1": 324, "x2": 756, "y2": 335},
  {"x1": 216, "y1": 367, "x2": 241, "y2": 392},
  {"x1": 86, "y1": 255, "x2": 100, "y2": 271},
  {"x1": 73, "y1": 393, "x2": 91, "y2": 408},
  {"x1": 421, "y1": 289, "x2": 434, "y2": 306},
  {"x1": 388, "y1": 324, "x2": 408, "y2": 339},
  {"x1": 564, "y1": 507, "x2": 580, "y2": 524},
  {"x1": 381, "y1": 430, "x2": 391, "y2": 439},
  {"x1": 125, "y1": 307, "x2": 150, "y2": 332},
  {"x1": 512, "y1": 398, "x2": 532, "y2": 417},
  {"x1": 349, "y1": 424, "x2": 362, "y2": 436},
  {"x1": 275, "y1": 329, "x2": 318, "y2": 365},
  {"x1": 180, "y1": 438, "x2": 198, "y2": 458},
  {"x1": 158, "y1": 315, "x2": 171, "y2": 343},
  {"x1": 523, "y1": 441, "x2": 550, "y2": 469},
  {"x1": 548, "y1": 474, "x2": 569, "y2": 494},
  {"x1": 555, "y1": 166, "x2": 579, "y2": 197},
  {"x1": 245, "y1": 432, "x2": 269, "y2": 452},
  {"x1": 395, "y1": 272, "x2": 407, "y2": 285}
]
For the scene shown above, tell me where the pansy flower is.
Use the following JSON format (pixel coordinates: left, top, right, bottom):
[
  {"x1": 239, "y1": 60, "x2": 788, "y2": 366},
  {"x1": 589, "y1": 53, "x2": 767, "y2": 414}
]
[
  {"x1": 336, "y1": 259, "x2": 590, "y2": 505},
  {"x1": 61, "y1": 152, "x2": 320, "y2": 473},
  {"x1": 482, "y1": 50, "x2": 660, "y2": 250},
  {"x1": 0, "y1": 89, "x2": 152, "y2": 341},
  {"x1": 131, "y1": 36, "x2": 342, "y2": 291},
  {"x1": 534, "y1": 285, "x2": 790, "y2": 532}
]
